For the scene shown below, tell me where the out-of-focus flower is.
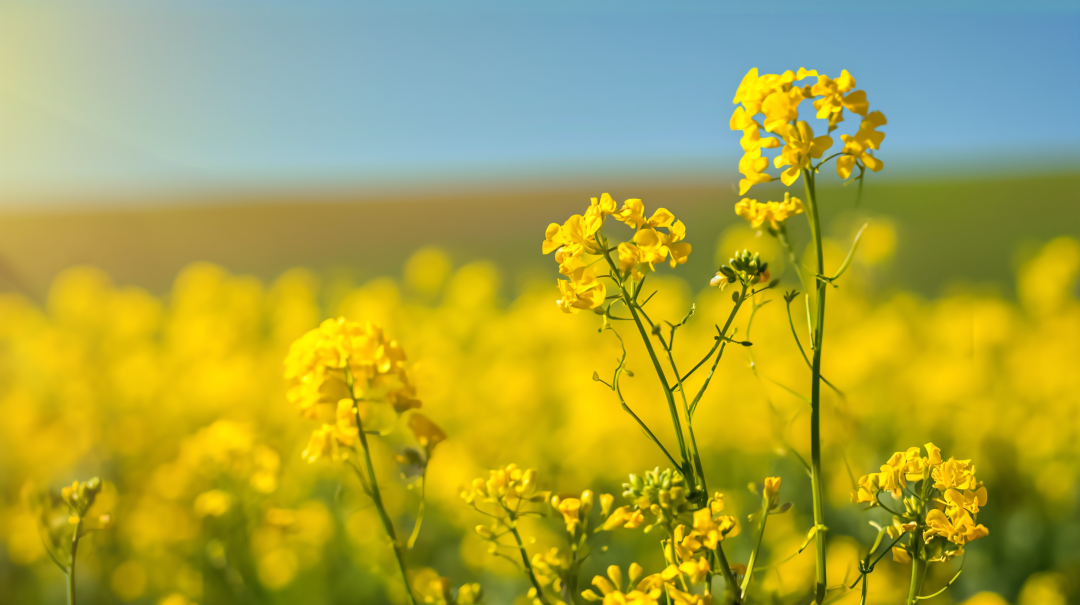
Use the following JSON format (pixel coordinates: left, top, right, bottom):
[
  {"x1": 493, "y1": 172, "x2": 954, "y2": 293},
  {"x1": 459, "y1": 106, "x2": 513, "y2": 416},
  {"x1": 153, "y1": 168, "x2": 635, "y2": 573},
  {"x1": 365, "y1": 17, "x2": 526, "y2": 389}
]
[
  {"x1": 582, "y1": 564, "x2": 663, "y2": 604},
  {"x1": 285, "y1": 317, "x2": 420, "y2": 419},
  {"x1": 193, "y1": 490, "x2": 232, "y2": 518},
  {"x1": 734, "y1": 194, "x2": 804, "y2": 230}
]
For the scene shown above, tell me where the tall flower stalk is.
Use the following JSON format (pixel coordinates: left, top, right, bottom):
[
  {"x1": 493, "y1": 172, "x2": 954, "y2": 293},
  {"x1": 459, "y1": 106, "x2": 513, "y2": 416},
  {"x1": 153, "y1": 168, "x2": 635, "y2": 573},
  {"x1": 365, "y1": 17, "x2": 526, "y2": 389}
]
[
  {"x1": 285, "y1": 318, "x2": 448, "y2": 605},
  {"x1": 803, "y1": 168, "x2": 829, "y2": 603},
  {"x1": 729, "y1": 66, "x2": 887, "y2": 603},
  {"x1": 30, "y1": 478, "x2": 112, "y2": 605}
]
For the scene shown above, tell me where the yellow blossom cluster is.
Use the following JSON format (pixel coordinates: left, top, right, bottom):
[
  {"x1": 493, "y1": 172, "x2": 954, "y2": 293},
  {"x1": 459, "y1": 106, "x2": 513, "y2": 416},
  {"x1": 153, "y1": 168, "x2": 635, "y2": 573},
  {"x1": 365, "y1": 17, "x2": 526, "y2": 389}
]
[
  {"x1": 581, "y1": 564, "x2": 663, "y2": 605},
  {"x1": 734, "y1": 193, "x2": 804, "y2": 230},
  {"x1": 731, "y1": 67, "x2": 886, "y2": 194},
  {"x1": 853, "y1": 443, "x2": 989, "y2": 558},
  {"x1": 461, "y1": 463, "x2": 548, "y2": 509},
  {"x1": 411, "y1": 568, "x2": 483, "y2": 605},
  {"x1": 542, "y1": 193, "x2": 690, "y2": 312},
  {"x1": 284, "y1": 317, "x2": 422, "y2": 462}
]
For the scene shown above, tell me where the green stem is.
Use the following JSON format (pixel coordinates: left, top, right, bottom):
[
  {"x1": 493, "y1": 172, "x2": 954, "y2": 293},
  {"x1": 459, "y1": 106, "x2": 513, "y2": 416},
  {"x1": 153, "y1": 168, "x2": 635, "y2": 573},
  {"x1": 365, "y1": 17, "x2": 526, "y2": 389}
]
[
  {"x1": 740, "y1": 506, "x2": 770, "y2": 599},
  {"x1": 508, "y1": 517, "x2": 551, "y2": 605},
  {"x1": 660, "y1": 322, "x2": 708, "y2": 501},
  {"x1": 714, "y1": 544, "x2": 742, "y2": 605},
  {"x1": 67, "y1": 522, "x2": 80, "y2": 605},
  {"x1": 906, "y1": 534, "x2": 925, "y2": 605},
  {"x1": 803, "y1": 169, "x2": 828, "y2": 604},
  {"x1": 348, "y1": 370, "x2": 418, "y2": 605},
  {"x1": 597, "y1": 236, "x2": 693, "y2": 483}
]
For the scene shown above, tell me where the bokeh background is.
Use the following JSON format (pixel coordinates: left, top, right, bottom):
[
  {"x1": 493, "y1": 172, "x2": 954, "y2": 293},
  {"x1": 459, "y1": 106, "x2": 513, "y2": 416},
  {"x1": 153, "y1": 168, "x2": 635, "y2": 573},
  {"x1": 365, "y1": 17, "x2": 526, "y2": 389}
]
[{"x1": 1, "y1": 1, "x2": 1078, "y2": 604}]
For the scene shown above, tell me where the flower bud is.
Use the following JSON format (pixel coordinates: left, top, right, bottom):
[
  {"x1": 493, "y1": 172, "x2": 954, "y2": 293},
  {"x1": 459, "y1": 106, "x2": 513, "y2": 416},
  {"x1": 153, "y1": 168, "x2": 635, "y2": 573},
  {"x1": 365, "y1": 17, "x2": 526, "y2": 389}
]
[{"x1": 581, "y1": 490, "x2": 594, "y2": 515}]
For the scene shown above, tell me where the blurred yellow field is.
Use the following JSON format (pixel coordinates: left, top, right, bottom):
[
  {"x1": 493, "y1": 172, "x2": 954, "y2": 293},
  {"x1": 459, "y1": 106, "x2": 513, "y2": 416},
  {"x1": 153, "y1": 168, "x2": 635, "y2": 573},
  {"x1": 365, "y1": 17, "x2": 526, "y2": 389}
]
[{"x1": 3, "y1": 208, "x2": 1078, "y2": 602}]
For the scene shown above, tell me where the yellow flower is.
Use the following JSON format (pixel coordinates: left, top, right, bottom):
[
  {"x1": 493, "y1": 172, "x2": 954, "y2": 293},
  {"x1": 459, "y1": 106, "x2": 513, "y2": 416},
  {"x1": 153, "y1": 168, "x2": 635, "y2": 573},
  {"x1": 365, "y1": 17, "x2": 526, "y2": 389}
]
[
  {"x1": 583, "y1": 564, "x2": 663, "y2": 604},
  {"x1": 734, "y1": 193, "x2": 804, "y2": 230},
  {"x1": 679, "y1": 508, "x2": 737, "y2": 551},
  {"x1": 557, "y1": 267, "x2": 607, "y2": 313},
  {"x1": 932, "y1": 457, "x2": 979, "y2": 492},
  {"x1": 602, "y1": 505, "x2": 646, "y2": 530},
  {"x1": 837, "y1": 111, "x2": 887, "y2": 179},
  {"x1": 774, "y1": 121, "x2": 833, "y2": 186},
  {"x1": 302, "y1": 425, "x2": 344, "y2": 463},
  {"x1": 411, "y1": 568, "x2": 453, "y2": 605},
  {"x1": 552, "y1": 495, "x2": 582, "y2": 533},
  {"x1": 591, "y1": 192, "x2": 618, "y2": 214},
  {"x1": 600, "y1": 493, "x2": 615, "y2": 517},
  {"x1": 193, "y1": 490, "x2": 232, "y2": 518},
  {"x1": 731, "y1": 67, "x2": 883, "y2": 191},
  {"x1": 613, "y1": 198, "x2": 647, "y2": 228},
  {"x1": 285, "y1": 318, "x2": 420, "y2": 419},
  {"x1": 662, "y1": 556, "x2": 710, "y2": 585},
  {"x1": 618, "y1": 242, "x2": 643, "y2": 277},
  {"x1": 926, "y1": 442, "x2": 943, "y2": 466},
  {"x1": 462, "y1": 464, "x2": 548, "y2": 510},
  {"x1": 408, "y1": 412, "x2": 447, "y2": 451},
  {"x1": 664, "y1": 584, "x2": 713, "y2": 605},
  {"x1": 633, "y1": 229, "x2": 674, "y2": 270},
  {"x1": 761, "y1": 86, "x2": 809, "y2": 133},
  {"x1": 763, "y1": 476, "x2": 782, "y2": 510},
  {"x1": 738, "y1": 147, "x2": 773, "y2": 195},
  {"x1": 543, "y1": 212, "x2": 604, "y2": 275},
  {"x1": 531, "y1": 547, "x2": 569, "y2": 591},
  {"x1": 811, "y1": 70, "x2": 866, "y2": 130},
  {"x1": 924, "y1": 508, "x2": 989, "y2": 546}
]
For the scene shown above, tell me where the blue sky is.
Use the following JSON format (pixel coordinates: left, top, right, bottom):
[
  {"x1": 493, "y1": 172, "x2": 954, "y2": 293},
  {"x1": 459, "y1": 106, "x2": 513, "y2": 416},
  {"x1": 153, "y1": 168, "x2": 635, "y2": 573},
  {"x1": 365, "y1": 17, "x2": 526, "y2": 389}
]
[{"x1": 0, "y1": 1, "x2": 1077, "y2": 204}]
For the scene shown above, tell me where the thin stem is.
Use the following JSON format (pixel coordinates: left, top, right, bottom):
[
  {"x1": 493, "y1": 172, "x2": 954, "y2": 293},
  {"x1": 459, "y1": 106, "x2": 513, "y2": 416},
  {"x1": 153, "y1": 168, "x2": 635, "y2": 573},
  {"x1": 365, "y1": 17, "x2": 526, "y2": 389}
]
[
  {"x1": 67, "y1": 520, "x2": 81, "y2": 605},
  {"x1": 616, "y1": 385, "x2": 683, "y2": 472},
  {"x1": 906, "y1": 538, "x2": 925, "y2": 605},
  {"x1": 660, "y1": 320, "x2": 708, "y2": 501},
  {"x1": 688, "y1": 286, "x2": 749, "y2": 418},
  {"x1": 740, "y1": 506, "x2": 770, "y2": 599},
  {"x1": 803, "y1": 168, "x2": 828, "y2": 604},
  {"x1": 347, "y1": 369, "x2": 418, "y2": 605},
  {"x1": 597, "y1": 237, "x2": 692, "y2": 482},
  {"x1": 508, "y1": 517, "x2": 551, "y2": 605},
  {"x1": 406, "y1": 468, "x2": 428, "y2": 549},
  {"x1": 714, "y1": 543, "x2": 742, "y2": 605}
]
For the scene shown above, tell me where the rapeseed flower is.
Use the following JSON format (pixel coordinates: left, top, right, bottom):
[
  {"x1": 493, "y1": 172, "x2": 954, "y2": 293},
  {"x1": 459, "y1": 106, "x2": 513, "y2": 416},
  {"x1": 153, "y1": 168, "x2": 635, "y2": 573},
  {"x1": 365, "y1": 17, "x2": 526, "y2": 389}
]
[
  {"x1": 285, "y1": 317, "x2": 420, "y2": 421},
  {"x1": 734, "y1": 193, "x2": 804, "y2": 230},
  {"x1": 545, "y1": 194, "x2": 691, "y2": 312},
  {"x1": 853, "y1": 443, "x2": 988, "y2": 564},
  {"x1": 730, "y1": 67, "x2": 885, "y2": 194}
]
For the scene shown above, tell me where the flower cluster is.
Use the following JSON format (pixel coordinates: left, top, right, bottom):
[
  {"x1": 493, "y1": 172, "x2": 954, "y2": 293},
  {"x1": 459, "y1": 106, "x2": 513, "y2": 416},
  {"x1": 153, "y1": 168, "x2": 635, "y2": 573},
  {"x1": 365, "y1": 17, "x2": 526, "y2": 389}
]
[
  {"x1": 412, "y1": 568, "x2": 483, "y2": 605},
  {"x1": 25, "y1": 476, "x2": 115, "y2": 576},
  {"x1": 582, "y1": 564, "x2": 664, "y2": 604},
  {"x1": 668, "y1": 492, "x2": 739, "y2": 566},
  {"x1": 619, "y1": 468, "x2": 696, "y2": 531},
  {"x1": 710, "y1": 250, "x2": 771, "y2": 292},
  {"x1": 731, "y1": 67, "x2": 886, "y2": 194},
  {"x1": 734, "y1": 193, "x2": 804, "y2": 231},
  {"x1": 853, "y1": 444, "x2": 988, "y2": 561},
  {"x1": 284, "y1": 318, "x2": 423, "y2": 462},
  {"x1": 465, "y1": 465, "x2": 625, "y2": 605},
  {"x1": 462, "y1": 463, "x2": 550, "y2": 510},
  {"x1": 542, "y1": 193, "x2": 691, "y2": 313},
  {"x1": 60, "y1": 478, "x2": 111, "y2": 529}
]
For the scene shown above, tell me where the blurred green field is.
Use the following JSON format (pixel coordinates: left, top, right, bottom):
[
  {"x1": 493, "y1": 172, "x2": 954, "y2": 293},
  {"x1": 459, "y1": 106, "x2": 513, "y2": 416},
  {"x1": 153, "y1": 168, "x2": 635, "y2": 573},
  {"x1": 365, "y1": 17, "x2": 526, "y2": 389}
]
[{"x1": 1, "y1": 171, "x2": 1076, "y2": 299}]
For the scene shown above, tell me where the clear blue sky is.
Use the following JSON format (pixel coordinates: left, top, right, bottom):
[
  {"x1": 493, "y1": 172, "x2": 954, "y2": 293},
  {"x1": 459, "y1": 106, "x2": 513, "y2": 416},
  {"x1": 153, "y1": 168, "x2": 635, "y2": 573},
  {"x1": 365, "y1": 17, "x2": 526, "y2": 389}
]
[{"x1": 0, "y1": 1, "x2": 1077, "y2": 204}]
